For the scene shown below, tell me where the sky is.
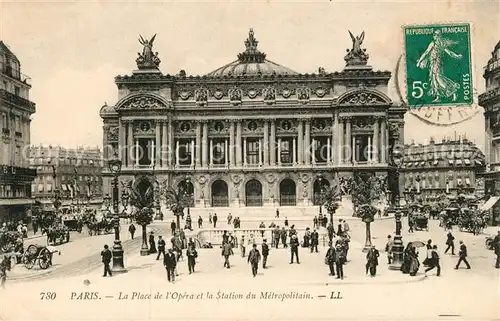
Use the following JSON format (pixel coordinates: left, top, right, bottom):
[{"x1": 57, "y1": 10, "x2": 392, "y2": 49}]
[{"x1": 1, "y1": 0, "x2": 498, "y2": 150}]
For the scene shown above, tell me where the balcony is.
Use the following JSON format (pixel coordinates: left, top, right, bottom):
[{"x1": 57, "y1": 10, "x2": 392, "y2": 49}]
[
  {"x1": 0, "y1": 89, "x2": 36, "y2": 113},
  {"x1": 479, "y1": 87, "x2": 500, "y2": 107},
  {"x1": 0, "y1": 63, "x2": 32, "y2": 85}
]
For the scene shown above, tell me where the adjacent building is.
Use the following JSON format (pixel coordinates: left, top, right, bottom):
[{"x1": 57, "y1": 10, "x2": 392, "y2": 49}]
[
  {"x1": 403, "y1": 138, "x2": 485, "y2": 202},
  {"x1": 479, "y1": 40, "x2": 500, "y2": 224},
  {"x1": 100, "y1": 29, "x2": 405, "y2": 210},
  {"x1": 0, "y1": 41, "x2": 37, "y2": 222},
  {"x1": 28, "y1": 145, "x2": 103, "y2": 205}
]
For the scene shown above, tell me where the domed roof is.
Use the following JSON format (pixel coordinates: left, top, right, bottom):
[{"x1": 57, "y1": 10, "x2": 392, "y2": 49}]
[{"x1": 206, "y1": 29, "x2": 298, "y2": 77}]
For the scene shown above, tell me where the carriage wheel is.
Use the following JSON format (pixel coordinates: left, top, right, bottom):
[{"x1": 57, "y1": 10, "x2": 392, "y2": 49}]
[
  {"x1": 24, "y1": 244, "x2": 39, "y2": 269},
  {"x1": 38, "y1": 248, "x2": 51, "y2": 269}
]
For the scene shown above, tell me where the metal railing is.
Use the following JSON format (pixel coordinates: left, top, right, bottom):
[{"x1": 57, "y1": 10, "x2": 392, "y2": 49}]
[
  {"x1": 245, "y1": 195, "x2": 263, "y2": 206},
  {"x1": 212, "y1": 195, "x2": 229, "y2": 207},
  {"x1": 280, "y1": 194, "x2": 296, "y2": 206}
]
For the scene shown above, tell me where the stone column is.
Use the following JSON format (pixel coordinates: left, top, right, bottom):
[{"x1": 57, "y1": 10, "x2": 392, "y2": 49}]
[
  {"x1": 297, "y1": 120, "x2": 304, "y2": 164},
  {"x1": 135, "y1": 140, "x2": 139, "y2": 166},
  {"x1": 346, "y1": 118, "x2": 352, "y2": 163},
  {"x1": 168, "y1": 119, "x2": 174, "y2": 167},
  {"x1": 270, "y1": 120, "x2": 276, "y2": 165},
  {"x1": 190, "y1": 140, "x2": 195, "y2": 166},
  {"x1": 304, "y1": 119, "x2": 311, "y2": 165},
  {"x1": 292, "y1": 138, "x2": 297, "y2": 164},
  {"x1": 352, "y1": 136, "x2": 356, "y2": 163},
  {"x1": 209, "y1": 139, "x2": 214, "y2": 166},
  {"x1": 312, "y1": 139, "x2": 316, "y2": 165},
  {"x1": 380, "y1": 118, "x2": 387, "y2": 163},
  {"x1": 151, "y1": 140, "x2": 156, "y2": 166},
  {"x1": 236, "y1": 121, "x2": 242, "y2": 166},
  {"x1": 263, "y1": 121, "x2": 269, "y2": 165},
  {"x1": 127, "y1": 121, "x2": 134, "y2": 167},
  {"x1": 338, "y1": 117, "x2": 344, "y2": 164},
  {"x1": 225, "y1": 139, "x2": 229, "y2": 165},
  {"x1": 195, "y1": 121, "x2": 202, "y2": 167},
  {"x1": 332, "y1": 115, "x2": 337, "y2": 164},
  {"x1": 373, "y1": 117, "x2": 379, "y2": 163},
  {"x1": 259, "y1": 139, "x2": 263, "y2": 165},
  {"x1": 277, "y1": 138, "x2": 282, "y2": 165},
  {"x1": 161, "y1": 120, "x2": 168, "y2": 167},
  {"x1": 119, "y1": 120, "x2": 126, "y2": 162},
  {"x1": 175, "y1": 140, "x2": 180, "y2": 166},
  {"x1": 155, "y1": 121, "x2": 161, "y2": 167},
  {"x1": 367, "y1": 136, "x2": 372, "y2": 163},
  {"x1": 229, "y1": 121, "x2": 235, "y2": 166},
  {"x1": 327, "y1": 138, "x2": 331, "y2": 163},
  {"x1": 202, "y1": 121, "x2": 208, "y2": 167},
  {"x1": 243, "y1": 138, "x2": 247, "y2": 165}
]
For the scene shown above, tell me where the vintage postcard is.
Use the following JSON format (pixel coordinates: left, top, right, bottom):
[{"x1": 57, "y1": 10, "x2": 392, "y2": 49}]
[{"x1": 0, "y1": 1, "x2": 499, "y2": 320}]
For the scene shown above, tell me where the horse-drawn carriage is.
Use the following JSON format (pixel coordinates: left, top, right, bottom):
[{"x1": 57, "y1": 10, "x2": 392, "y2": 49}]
[
  {"x1": 0, "y1": 231, "x2": 23, "y2": 254},
  {"x1": 413, "y1": 215, "x2": 429, "y2": 231},
  {"x1": 62, "y1": 213, "x2": 83, "y2": 232},
  {"x1": 21, "y1": 244, "x2": 57, "y2": 270}
]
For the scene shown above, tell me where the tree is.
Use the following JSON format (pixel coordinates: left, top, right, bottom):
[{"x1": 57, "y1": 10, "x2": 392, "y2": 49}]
[
  {"x1": 351, "y1": 172, "x2": 384, "y2": 251},
  {"x1": 163, "y1": 187, "x2": 192, "y2": 231},
  {"x1": 128, "y1": 181, "x2": 155, "y2": 256},
  {"x1": 320, "y1": 184, "x2": 341, "y2": 224}
]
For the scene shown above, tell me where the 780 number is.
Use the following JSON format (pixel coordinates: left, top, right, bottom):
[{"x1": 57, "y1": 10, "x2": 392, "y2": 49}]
[
  {"x1": 40, "y1": 292, "x2": 57, "y2": 300},
  {"x1": 411, "y1": 81, "x2": 428, "y2": 99}
]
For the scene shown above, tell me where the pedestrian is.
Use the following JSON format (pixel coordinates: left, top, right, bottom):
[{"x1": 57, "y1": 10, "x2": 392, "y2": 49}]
[
  {"x1": 281, "y1": 227, "x2": 288, "y2": 248},
  {"x1": 273, "y1": 226, "x2": 281, "y2": 248},
  {"x1": 425, "y1": 245, "x2": 441, "y2": 276},
  {"x1": 186, "y1": 244, "x2": 198, "y2": 274},
  {"x1": 284, "y1": 217, "x2": 289, "y2": 227},
  {"x1": 240, "y1": 235, "x2": 246, "y2": 257},
  {"x1": 313, "y1": 216, "x2": 318, "y2": 229},
  {"x1": 198, "y1": 216, "x2": 203, "y2": 229},
  {"x1": 213, "y1": 213, "x2": 218, "y2": 228},
  {"x1": 343, "y1": 220, "x2": 350, "y2": 237},
  {"x1": 100, "y1": 244, "x2": 112, "y2": 277},
  {"x1": 423, "y1": 239, "x2": 433, "y2": 266},
  {"x1": 408, "y1": 215, "x2": 414, "y2": 233},
  {"x1": 0, "y1": 255, "x2": 10, "y2": 289},
  {"x1": 259, "y1": 221, "x2": 266, "y2": 237},
  {"x1": 385, "y1": 235, "x2": 393, "y2": 264},
  {"x1": 335, "y1": 243, "x2": 345, "y2": 279},
  {"x1": 327, "y1": 223, "x2": 335, "y2": 244},
  {"x1": 163, "y1": 249, "x2": 177, "y2": 282},
  {"x1": 337, "y1": 219, "x2": 343, "y2": 237},
  {"x1": 248, "y1": 244, "x2": 261, "y2": 277},
  {"x1": 261, "y1": 239, "x2": 269, "y2": 269},
  {"x1": 149, "y1": 232, "x2": 157, "y2": 254},
  {"x1": 310, "y1": 229, "x2": 319, "y2": 253},
  {"x1": 495, "y1": 237, "x2": 500, "y2": 269},
  {"x1": 275, "y1": 209, "x2": 280, "y2": 219},
  {"x1": 325, "y1": 242, "x2": 336, "y2": 276},
  {"x1": 170, "y1": 220, "x2": 176, "y2": 236},
  {"x1": 227, "y1": 213, "x2": 232, "y2": 225},
  {"x1": 209, "y1": 212, "x2": 212, "y2": 224},
  {"x1": 156, "y1": 236, "x2": 166, "y2": 260},
  {"x1": 289, "y1": 235, "x2": 300, "y2": 264},
  {"x1": 128, "y1": 223, "x2": 136, "y2": 239},
  {"x1": 222, "y1": 241, "x2": 233, "y2": 269},
  {"x1": 455, "y1": 241, "x2": 471, "y2": 269},
  {"x1": 366, "y1": 246, "x2": 379, "y2": 277},
  {"x1": 444, "y1": 231, "x2": 455, "y2": 255}
]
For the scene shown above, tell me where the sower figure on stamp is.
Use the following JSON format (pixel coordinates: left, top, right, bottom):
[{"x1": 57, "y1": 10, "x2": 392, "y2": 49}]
[
  {"x1": 261, "y1": 239, "x2": 269, "y2": 269},
  {"x1": 455, "y1": 241, "x2": 471, "y2": 270},
  {"x1": 101, "y1": 244, "x2": 112, "y2": 277},
  {"x1": 325, "y1": 242, "x2": 336, "y2": 277},
  {"x1": 248, "y1": 244, "x2": 261, "y2": 277},
  {"x1": 163, "y1": 249, "x2": 177, "y2": 283}
]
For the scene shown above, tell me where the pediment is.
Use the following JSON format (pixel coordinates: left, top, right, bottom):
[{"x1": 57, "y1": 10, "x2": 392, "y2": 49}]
[
  {"x1": 336, "y1": 89, "x2": 391, "y2": 106},
  {"x1": 115, "y1": 93, "x2": 170, "y2": 110}
]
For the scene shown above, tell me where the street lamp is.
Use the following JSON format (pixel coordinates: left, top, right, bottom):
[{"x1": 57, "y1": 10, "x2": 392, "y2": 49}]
[
  {"x1": 121, "y1": 189, "x2": 129, "y2": 216},
  {"x1": 85, "y1": 177, "x2": 93, "y2": 205},
  {"x1": 185, "y1": 177, "x2": 192, "y2": 230},
  {"x1": 318, "y1": 175, "x2": 323, "y2": 215},
  {"x1": 389, "y1": 148, "x2": 404, "y2": 270},
  {"x1": 108, "y1": 157, "x2": 126, "y2": 272},
  {"x1": 103, "y1": 194, "x2": 111, "y2": 211}
]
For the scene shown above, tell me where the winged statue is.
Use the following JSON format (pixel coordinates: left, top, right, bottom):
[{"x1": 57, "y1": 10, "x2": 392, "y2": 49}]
[
  {"x1": 344, "y1": 30, "x2": 369, "y2": 66},
  {"x1": 136, "y1": 34, "x2": 161, "y2": 69}
]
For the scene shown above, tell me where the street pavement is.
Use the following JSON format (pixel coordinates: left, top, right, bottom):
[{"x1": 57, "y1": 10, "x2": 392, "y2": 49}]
[{"x1": 2, "y1": 216, "x2": 498, "y2": 320}]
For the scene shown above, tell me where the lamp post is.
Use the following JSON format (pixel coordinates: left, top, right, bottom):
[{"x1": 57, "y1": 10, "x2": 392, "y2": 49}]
[
  {"x1": 185, "y1": 177, "x2": 192, "y2": 230},
  {"x1": 108, "y1": 157, "x2": 126, "y2": 272},
  {"x1": 103, "y1": 194, "x2": 111, "y2": 212},
  {"x1": 121, "y1": 189, "x2": 129, "y2": 217},
  {"x1": 318, "y1": 176, "x2": 323, "y2": 215},
  {"x1": 389, "y1": 148, "x2": 404, "y2": 270},
  {"x1": 85, "y1": 177, "x2": 92, "y2": 205}
]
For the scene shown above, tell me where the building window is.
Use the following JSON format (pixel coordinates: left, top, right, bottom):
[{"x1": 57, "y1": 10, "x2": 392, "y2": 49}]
[
  {"x1": 1, "y1": 113, "x2": 7, "y2": 129},
  {"x1": 314, "y1": 137, "x2": 328, "y2": 163},
  {"x1": 212, "y1": 139, "x2": 226, "y2": 165},
  {"x1": 14, "y1": 86, "x2": 20, "y2": 96},
  {"x1": 279, "y1": 138, "x2": 293, "y2": 164},
  {"x1": 178, "y1": 139, "x2": 192, "y2": 166},
  {"x1": 246, "y1": 139, "x2": 259, "y2": 165}
]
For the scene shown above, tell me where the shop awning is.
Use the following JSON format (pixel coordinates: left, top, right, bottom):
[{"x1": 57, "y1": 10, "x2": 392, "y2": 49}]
[{"x1": 481, "y1": 196, "x2": 500, "y2": 211}]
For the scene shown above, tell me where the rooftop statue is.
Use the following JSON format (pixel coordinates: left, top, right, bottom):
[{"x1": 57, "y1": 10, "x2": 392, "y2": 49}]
[
  {"x1": 344, "y1": 30, "x2": 369, "y2": 66},
  {"x1": 136, "y1": 34, "x2": 161, "y2": 70}
]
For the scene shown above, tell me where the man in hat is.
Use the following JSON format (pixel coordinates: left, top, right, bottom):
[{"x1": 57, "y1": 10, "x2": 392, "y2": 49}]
[
  {"x1": 444, "y1": 231, "x2": 455, "y2": 255},
  {"x1": 425, "y1": 245, "x2": 441, "y2": 276},
  {"x1": 385, "y1": 235, "x2": 393, "y2": 264},
  {"x1": 163, "y1": 249, "x2": 177, "y2": 282},
  {"x1": 186, "y1": 243, "x2": 198, "y2": 274},
  {"x1": 100, "y1": 244, "x2": 112, "y2": 277},
  {"x1": 290, "y1": 234, "x2": 300, "y2": 264},
  {"x1": 247, "y1": 244, "x2": 261, "y2": 277},
  {"x1": 335, "y1": 242, "x2": 345, "y2": 279},
  {"x1": 325, "y1": 242, "x2": 336, "y2": 276},
  {"x1": 455, "y1": 241, "x2": 471, "y2": 270},
  {"x1": 156, "y1": 236, "x2": 166, "y2": 260},
  {"x1": 221, "y1": 241, "x2": 233, "y2": 269},
  {"x1": 310, "y1": 229, "x2": 319, "y2": 253},
  {"x1": 261, "y1": 239, "x2": 269, "y2": 269}
]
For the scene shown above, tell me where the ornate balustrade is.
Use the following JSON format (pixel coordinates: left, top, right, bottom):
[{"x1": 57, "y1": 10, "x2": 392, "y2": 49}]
[{"x1": 194, "y1": 227, "x2": 328, "y2": 246}]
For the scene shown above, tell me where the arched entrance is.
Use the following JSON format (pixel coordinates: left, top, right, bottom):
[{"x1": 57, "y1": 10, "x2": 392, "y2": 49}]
[
  {"x1": 280, "y1": 178, "x2": 296, "y2": 206},
  {"x1": 245, "y1": 179, "x2": 263, "y2": 207},
  {"x1": 211, "y1": 180, "x2": 229, "y2": 207},
  {"x1": 178, "y1": 179, "x2": 194, "y2": 207},
  {"x1": 313, "y1": 178, "x2": 330, "y2": 205}
]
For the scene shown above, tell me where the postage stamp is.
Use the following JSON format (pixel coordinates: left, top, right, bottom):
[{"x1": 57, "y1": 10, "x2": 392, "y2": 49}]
[{"x1": 403, "y1": 23, "x2": 473, "y2": 108}]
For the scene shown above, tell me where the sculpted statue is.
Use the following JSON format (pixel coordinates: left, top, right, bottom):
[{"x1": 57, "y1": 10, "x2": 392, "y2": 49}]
[
  {"x1": 344, "y1": 30, "x2": 369, "y2": 66},
  {"x1": 136, "y1": 34, "x2": 161, "y2": 69}
]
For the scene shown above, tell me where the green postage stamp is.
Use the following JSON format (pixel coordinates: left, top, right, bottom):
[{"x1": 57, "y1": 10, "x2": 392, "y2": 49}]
[{"x1": 404, "y1": 23, "x2": 473, "y2": 108}]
